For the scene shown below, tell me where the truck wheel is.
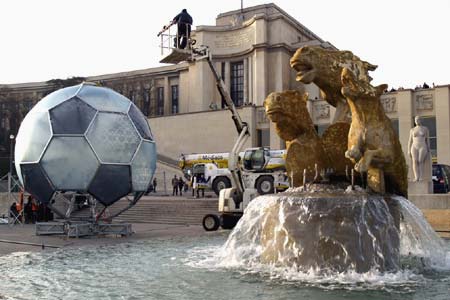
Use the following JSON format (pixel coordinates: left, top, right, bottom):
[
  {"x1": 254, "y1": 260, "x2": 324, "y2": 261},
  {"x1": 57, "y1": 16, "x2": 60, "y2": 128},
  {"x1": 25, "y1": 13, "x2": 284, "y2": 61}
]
[
  {"x1": 202, "y1": 214, "x2": 220, "y2": 231},
  {"x1": 256, "y1": 176, "x2": 274, "y2": 195},
  {"x1": 220, "y1": 214, "x2": 239, "y2": 230},
  {"x1": 212, "y1": 177, "x2": 231, "y2": 196}
]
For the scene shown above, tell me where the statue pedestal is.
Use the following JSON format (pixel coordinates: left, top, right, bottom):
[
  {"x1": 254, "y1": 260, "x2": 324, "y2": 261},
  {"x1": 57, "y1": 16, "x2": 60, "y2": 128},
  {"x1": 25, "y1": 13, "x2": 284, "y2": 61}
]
[{"x1": 408, "y1": 180, "x2": 433, "y2": 194}]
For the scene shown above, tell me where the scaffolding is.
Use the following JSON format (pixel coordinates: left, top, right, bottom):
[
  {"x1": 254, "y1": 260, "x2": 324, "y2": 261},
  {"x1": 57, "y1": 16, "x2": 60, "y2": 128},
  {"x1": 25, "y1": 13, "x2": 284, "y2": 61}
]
[{"x1": 0, "y1": 172, "x2": 24, "y2": 226}]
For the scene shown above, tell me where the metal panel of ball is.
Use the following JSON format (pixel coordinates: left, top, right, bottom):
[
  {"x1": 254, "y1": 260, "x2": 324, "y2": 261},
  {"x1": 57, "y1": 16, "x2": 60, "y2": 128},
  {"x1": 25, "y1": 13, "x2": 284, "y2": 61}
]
[
  {"x1": 41, "y1": 136, "x2": 99, "y2": 191},
  {"x1": 86, "y1": 112, "x2": 140, "y2": 164},
  {"x1": 128, "y1": 103, "x2": 153, "y2": 140},
  {"x1": 88, "y1": 164, "x2": 131, "y2": 206},
  {"x1": 77, "y1": 85, "x2": 130, "y2": 113},
  {"x1": 50, "y1": 96, "x2": 97, "y2": 134},
  {"x1": 20, "y1": 163, "x2": 55, "y2": 204},
  {"x1": 131, "y1": 140, "x2": 157, "y2": 191}
]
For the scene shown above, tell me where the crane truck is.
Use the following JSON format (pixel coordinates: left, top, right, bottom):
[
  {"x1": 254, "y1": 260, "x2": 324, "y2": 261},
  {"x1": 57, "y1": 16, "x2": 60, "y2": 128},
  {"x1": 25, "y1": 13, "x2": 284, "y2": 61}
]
[{"x1": 179, "y1": 149, "x2": 288, "y2": 196}]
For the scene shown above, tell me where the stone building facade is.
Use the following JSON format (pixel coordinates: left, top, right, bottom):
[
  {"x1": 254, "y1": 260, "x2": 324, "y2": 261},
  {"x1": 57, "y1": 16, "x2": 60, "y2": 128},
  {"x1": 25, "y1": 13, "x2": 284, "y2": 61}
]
[{"x1": 1, "y1": 3, "x2": 449, "y2": 180}]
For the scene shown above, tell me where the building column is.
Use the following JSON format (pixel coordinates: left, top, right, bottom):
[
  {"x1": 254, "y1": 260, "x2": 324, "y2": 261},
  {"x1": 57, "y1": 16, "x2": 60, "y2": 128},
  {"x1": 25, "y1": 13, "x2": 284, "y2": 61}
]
[
  {"x1": 164, "y1": 76, "x2": 170, "y2": 115},
  {"x1": 435, "y1": 86, "x2": 450, "y2": 164},
  {"x1": 248, "y1": 56, "x2": 253, "y2": 104},
  {"x1": 224, "y1": 62, "x2": 230, "y2": 93},
  {"x1": 243, "y1": 58, "x2": 248, "y2": 104},
  {"x1": 253, "y1": 49, "x2": 267, "y2": 106},
  {"x1": 397, "y1": 90, "x2": 413, "y2": 160}
]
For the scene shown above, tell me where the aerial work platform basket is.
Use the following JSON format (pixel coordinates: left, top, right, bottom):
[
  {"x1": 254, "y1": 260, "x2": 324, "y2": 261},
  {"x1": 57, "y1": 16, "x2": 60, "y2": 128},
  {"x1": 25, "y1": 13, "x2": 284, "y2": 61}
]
[
  {"x1": 160, "y1": 48, "x2": 193, "y2": 64},
  {"x1": 158, "y1": 22, "x2": 196, "y2": 64}
]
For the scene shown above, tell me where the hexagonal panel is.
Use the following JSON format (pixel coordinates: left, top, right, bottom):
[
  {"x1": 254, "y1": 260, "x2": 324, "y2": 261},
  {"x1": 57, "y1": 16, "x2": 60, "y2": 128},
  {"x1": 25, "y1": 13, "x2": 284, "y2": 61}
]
[
  {"x1": 31, "y1": 84, "x2": 81, "y2": 113},
  {"x1": 50, "y1": 96, "x2": 97, "y2": 134},
  {"x1": 41, "y1": 137, "x2": 99, "y2": 191},
  {"x1": 86, "y1": 112, "x2": 140, "y2": 163},
  {"x1": 131, "y1": 141, "x2": 157, "y2": 191},
  {"x1": 88, "y1": 165, "x2": 131, "y2": 206},
  {"x1": 15, "y1": 111, "x2": 51, "y2": 165},
  {"x1": 77, "y1": 85, "x2": 130, "y2": 113},
  {"x1": 128, "y1": 103, "x2": 153, "y2": 140},
  {"x1": 20, "y1": 163, "x2": 55, "y2": 204}
]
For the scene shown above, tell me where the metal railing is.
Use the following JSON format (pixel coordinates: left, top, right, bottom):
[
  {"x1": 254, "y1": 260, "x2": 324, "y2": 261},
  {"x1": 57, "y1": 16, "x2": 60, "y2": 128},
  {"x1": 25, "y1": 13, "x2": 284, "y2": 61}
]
[{"x1": 158, "y1": 21, "x2": 193, "y2": 55}]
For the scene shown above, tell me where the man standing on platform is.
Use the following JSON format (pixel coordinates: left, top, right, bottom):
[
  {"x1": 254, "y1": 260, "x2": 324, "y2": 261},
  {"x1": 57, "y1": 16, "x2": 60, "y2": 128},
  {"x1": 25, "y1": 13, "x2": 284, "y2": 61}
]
[{"x1": 172, "y1": 9, "x2": 193, "y2": 49}]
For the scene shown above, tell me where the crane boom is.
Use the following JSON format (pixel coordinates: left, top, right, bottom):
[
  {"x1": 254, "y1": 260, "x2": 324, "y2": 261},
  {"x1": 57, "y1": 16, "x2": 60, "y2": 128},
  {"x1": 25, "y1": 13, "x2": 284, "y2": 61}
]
[{"x1": 192, "y1": 46, "x2": 249, "y2": 197}]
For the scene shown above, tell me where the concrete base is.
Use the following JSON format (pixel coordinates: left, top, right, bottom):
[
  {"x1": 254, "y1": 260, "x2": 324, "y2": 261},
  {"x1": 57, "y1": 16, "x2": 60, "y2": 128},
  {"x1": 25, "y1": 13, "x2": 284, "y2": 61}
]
[
  {"x1": 408, "y1": 180, "x2": 433, "y2": 195},
  {"x1": 408, "y1": 193, "x2": 450, "y2": 234},
  {"x1": 35, "y1": 221, "x2": 133, "y2": 238}
]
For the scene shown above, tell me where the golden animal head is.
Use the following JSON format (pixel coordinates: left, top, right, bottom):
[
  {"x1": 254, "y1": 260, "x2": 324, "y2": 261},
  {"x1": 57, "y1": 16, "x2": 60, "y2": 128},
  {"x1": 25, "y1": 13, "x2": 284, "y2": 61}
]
[
  {"x1": 263, "y1": 90, "x2": 314, "y2": 141},
  {"x1": 341, "y1": 67, "x2": 387, "y2": 100},
  {"x1": 290, "y1": 46, "x2": 378, "y2": 107}
]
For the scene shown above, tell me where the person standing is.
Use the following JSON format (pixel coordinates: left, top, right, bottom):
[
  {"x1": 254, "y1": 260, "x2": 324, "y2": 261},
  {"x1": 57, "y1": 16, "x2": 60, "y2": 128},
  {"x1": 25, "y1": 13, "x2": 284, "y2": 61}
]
[
  {"x1": 153, "y1": 178, "x2": 157, "y2": 193},
  {"x1": 172, "y1": 175, "x2": 179, "y2": 196},
  {"x1": 191, "y1": 174, "x2": 198, "y2": 198},
  {"x1": 31, "y1": 196, "x2": 39, "y2": 224},
  {"x1": 178, "y1": 177, "x2": 185, "y2": 196},
  {"x1": 172, "y1": 9, "x2": 193, "y2": 49}
]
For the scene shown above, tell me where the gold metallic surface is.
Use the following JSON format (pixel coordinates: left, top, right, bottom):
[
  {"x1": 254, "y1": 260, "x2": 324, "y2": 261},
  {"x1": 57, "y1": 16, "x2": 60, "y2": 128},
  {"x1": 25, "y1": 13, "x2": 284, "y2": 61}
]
[
  {"x1": 265, "y1": 47, "x2": 407, "y2": 196},
  {"x1": 321, "y1": 122, "x2": 354, "y2": 175},
  {"x1": 341, "y1": 67, "x2": 408, "y2": 197},
  {"x1": 264, "y1": 90, "x2": 329, "y2": 186},
  {"x1": 290, "y1": 46, "x2": 377, "y2": 123}
]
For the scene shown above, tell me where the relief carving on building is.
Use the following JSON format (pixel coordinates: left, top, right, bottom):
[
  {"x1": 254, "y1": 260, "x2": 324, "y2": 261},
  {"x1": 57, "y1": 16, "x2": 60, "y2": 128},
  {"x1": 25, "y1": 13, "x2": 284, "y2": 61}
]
[
  {"x1": 214, "y1": 26, "x2": 254, "y2": 51},
  {"x1": 381, "y1": 97, "x2": 397, "y2": 113},
  {"x1": 256, "y1": 107, "x2": 269, "y2": 124},
  {"x1": 415, "y1": 94, "x2": 433, "y2": 111},
  {"x1": 313, "y1": 103, "x2": 330, "y2": 120}
]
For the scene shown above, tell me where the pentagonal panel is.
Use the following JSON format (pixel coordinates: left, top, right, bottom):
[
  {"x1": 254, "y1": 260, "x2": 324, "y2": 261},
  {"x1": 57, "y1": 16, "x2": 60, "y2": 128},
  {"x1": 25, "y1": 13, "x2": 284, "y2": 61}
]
[
  {"x1": 131, "y1": 141, "x2": 157, "y2": 191},
  {"x1": 77, "y1": 85, "x2": 130, "y2": 113},
  {"x1": 31, "y1": 85, "x2": 81, "y2": 113},
  {"x1": 128, "y1": 103, "x2": 153, "y2": 140},
  {"x1": 41, "y1": 137, "x2": 99, "y2": 191},
  {"x1": 86, "y1": 112, "x2": 140, "y2": 163},
  {"x1": 50, "y1": 96, "x2": 97, "y2": 134},
  {"x1": 88, "y1": 165, "x2": 131, "y2": 206},
  {"x1": 20, "y1": 163, "x2": 55, "y2": 204}
]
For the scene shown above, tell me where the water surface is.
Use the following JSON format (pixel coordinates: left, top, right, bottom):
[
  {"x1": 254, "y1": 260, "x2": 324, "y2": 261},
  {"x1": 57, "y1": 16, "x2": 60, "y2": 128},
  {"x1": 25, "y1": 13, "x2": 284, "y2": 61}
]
[{"x1": 0, "y1": 233, "x2": 449, "y2": 300}]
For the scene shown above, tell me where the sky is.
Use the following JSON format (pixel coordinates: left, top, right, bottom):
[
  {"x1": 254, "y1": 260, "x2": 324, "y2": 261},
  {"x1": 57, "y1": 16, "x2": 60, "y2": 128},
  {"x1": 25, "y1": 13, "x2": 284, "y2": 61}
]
[{"x1": 1, "y1": 0, "x2": 449, "y2": 89}]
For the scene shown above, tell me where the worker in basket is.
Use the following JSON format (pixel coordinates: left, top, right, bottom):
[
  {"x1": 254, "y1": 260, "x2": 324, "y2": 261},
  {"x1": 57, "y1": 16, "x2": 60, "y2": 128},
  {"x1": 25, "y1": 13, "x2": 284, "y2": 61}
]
[{"x1": 172, "y1": 9, "x2": 193, "y2": 49}]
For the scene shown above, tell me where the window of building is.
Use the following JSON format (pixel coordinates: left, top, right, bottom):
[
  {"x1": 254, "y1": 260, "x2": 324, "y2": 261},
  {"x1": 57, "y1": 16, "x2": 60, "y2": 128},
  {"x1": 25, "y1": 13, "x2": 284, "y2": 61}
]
[
  {"x1": 171, "y1": 85, "x2": 179, "y2": 114},
  {"x1": 143, "y1": 89, "x2": 150, "y2": 116},
  {"x1": 390, "y1": 119, "x2": 399, "y2": 138},
  {"x1": 419, "y1": 116, "x2": 437, "y2": 158},
  {"x1": 230, "y1": 61, "x2": 244, "y2": 107},
  {"x1": 129, "y1": 90, "x2": 135, "y2": 103},
  {"x1": 157, "y1": 87, "x2": 164, "y2": 116},
  {"x1": 257, "y1": 129, "x2": 270, "y2": 147}
]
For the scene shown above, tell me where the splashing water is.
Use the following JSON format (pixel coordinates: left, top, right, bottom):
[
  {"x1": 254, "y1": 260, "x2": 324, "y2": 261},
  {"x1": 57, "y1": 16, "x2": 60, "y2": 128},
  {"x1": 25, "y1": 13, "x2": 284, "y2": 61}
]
[
  {"x1": 395, "y1": 195, "x2": 450, "y2": 270},
  {"x1": 187, "y1": 189, "x2": 450, "y2": 292}
]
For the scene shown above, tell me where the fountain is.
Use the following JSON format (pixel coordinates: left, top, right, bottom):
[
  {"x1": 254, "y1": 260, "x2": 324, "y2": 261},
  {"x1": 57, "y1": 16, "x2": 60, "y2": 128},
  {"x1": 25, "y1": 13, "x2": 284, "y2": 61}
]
[{"x1": 217, "y1": 46, "x2": 446, "y2": 274}]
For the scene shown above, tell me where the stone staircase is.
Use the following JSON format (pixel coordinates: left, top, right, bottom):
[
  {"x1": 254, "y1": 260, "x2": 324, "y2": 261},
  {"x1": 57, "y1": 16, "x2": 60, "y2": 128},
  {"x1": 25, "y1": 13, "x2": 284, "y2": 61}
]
[{"x1": 70, "y1": 196, "x2": 219, "y2": 226}]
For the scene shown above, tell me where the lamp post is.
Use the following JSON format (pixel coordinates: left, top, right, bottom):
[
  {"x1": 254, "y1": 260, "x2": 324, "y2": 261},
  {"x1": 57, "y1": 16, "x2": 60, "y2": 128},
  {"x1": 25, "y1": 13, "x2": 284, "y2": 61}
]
[{"x1": 9, "y1": 134, "x2": 15, "y2": 177}]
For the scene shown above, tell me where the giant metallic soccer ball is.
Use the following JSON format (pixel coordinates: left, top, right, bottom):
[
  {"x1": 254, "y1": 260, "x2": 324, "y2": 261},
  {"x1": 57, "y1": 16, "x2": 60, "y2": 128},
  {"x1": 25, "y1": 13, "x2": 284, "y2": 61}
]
[{"x1": 14, "y1": 83, "x2": 156, "y2": 206}]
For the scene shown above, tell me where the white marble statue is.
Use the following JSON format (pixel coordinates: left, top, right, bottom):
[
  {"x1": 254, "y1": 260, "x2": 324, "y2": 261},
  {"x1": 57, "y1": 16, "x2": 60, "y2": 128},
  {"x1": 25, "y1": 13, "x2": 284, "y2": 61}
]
[{"x1": 408, "y1": 116, "x2": 430, "y2": 181}]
